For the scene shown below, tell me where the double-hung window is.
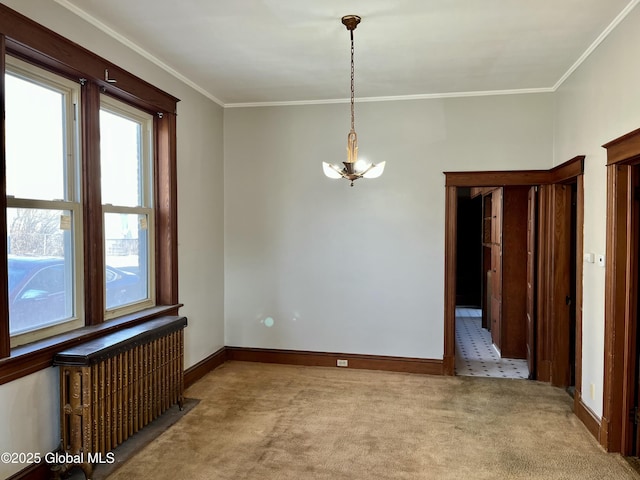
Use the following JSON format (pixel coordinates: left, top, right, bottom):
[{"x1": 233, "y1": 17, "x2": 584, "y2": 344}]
[
  {"x1": 100, "y1": 96, "x2": 155, "y2": 318},
  {"x1": 5, "y1": 57, "x2": 83, "y2": 347},
  {"x1": 0, "y1": 3, "x2": 179, "y2": 381}
]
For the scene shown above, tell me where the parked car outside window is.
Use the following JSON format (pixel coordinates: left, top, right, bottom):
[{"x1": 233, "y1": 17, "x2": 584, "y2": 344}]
[{"x1": 8, "y1": 256, "x2": 142, "y2": 335}]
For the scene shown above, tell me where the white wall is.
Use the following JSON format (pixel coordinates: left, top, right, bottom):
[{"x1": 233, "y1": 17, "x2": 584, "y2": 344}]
[
  {"x1": 224, "y1": 95, "x2": 554, "y2": 359},
  {"x1": 7, "y1": 0, "x2": 635, "y2": 475},
  {"x1": 176, "y1": 97, "x2": 225, "y2": 369},
  {"x1": 0, "y1": 1, "x2": 224, "y2": 477},
  {"x1": 0, "y1": 369, "x2": 59, "y2": 478},
  {"x1": 554, "y1": 3, "x2": 640, "y2": 418}
]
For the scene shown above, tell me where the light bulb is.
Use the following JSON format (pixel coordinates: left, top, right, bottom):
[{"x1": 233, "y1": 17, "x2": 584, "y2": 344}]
[{"x1": 354, "y1": 159, "x2": 369, "y2": 173}]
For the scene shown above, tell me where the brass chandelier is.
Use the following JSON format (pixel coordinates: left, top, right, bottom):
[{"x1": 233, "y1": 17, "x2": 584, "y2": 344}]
[{"x1": 323, "y1": 15, "x2": 385, "y2": 187}]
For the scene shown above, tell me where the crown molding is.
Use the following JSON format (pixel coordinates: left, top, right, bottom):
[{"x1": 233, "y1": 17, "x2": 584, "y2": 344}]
[
  {"x1": 553, "y1": 0, "x2": 640, "y2": 91},
  {"x1": 224, "y1": 88, "x2": 554, "y2": 109},
  {"x1": 53, "y1": 0, "x2": 225, "y2": 107},
  {"x1": 54, "y1": 0, "x2": 639, "y2": 109}
]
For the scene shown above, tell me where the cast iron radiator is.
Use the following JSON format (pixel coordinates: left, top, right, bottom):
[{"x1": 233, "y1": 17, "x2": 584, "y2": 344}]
[{"x1": 52, "y1": 315, "x2": 187, "y2": 477}]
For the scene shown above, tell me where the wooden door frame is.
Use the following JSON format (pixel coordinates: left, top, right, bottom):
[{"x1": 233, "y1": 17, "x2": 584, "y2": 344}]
[
  {"x1": 601, "y1": 127, "x2": 640, "y2": 453},
  {"x1": 443, "y1": 156, "x2": 584, "y2": 383},
  {"x1": 526, "y1": 186, "x2": 537, "y2": 377}
]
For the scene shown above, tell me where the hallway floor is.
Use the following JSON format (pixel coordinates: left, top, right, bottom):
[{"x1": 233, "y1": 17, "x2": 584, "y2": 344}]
[{"x1": 455, "y1": 307, "x2": 529, "y2": 379}]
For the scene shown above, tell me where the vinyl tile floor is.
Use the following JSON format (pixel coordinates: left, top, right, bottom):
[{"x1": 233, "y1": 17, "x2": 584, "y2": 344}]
[{"x1": 455, "y1": 307, "x2": 529, "y2": 379}]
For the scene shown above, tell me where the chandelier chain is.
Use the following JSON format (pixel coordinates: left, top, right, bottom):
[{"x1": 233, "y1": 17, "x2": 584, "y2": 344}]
[{"x1": 350, "y1": 30, "x2": 355, "y2": 132}]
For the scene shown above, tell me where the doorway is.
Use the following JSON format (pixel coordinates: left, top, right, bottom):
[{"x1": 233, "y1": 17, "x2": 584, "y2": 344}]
[
  {"x1": 626, "y1": 165, "x2": 640, "y2": 458},
  {"x1": 600, "y1": 146, "x2": 640, "y2": 454},
  {"x1": 632, "y1": 164, "x2": 640, "y2": 459},
  {"x1": 443, "y1": 158, "x2": 584, "y2": 389},
  {"x1": 455, "y1": 188, "x2": 482, "y2": 307},
  {"x1": 454, "y1": 186, "x2": 529, "y2": 379},
  {"x1": 633, "y1": 180, "x2": 640, "y2": 454},
  {"x1": 601, "y1": 129, "x2": 640, "y2": 454}
]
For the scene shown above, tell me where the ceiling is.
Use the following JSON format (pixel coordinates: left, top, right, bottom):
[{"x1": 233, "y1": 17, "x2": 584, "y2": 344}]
[{"x1": 54, "y1": 0, "x2": 638, "y2": 107}]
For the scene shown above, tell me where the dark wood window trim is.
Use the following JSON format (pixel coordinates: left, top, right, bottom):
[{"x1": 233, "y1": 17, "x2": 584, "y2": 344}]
[
  {"x1": 0, "y1": 34, "x2": 9, "y2": 358},
  {"x1": 0, "y1": 5, "x2": 177, "y2": 113},
  {"x1": 443, "y1": 155, "x2": 585, "y2": 376},
  {"x1": 155, "y1": 112, "x2": 179, "y2": 306},
  {"x1": 82, "y1": 80, "x2": 105, "y2": 326},
  {"x1": 600, "y1": 127, "x2": 640, "y2": 453},
  {"x1": 0, "y1": 5, "x2": 180, "y2": 381}
]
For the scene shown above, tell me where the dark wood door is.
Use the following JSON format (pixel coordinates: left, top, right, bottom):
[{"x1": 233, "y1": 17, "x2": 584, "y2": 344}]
[
  {"x1": 635, "y1": 303, "x2": 640, "y2": 455},
  {"x1": 526, "y1": 186, "x2": 537, "y2": 377},
  {"x1": 631, "y1": 167, "x2": 640, "y2": 456},
  {"x1": 550, "y1": 184, "x2": 572, "y2": 388},
  {"x1": 490, "y1": 189, "x2": 502, "y2": 351}
]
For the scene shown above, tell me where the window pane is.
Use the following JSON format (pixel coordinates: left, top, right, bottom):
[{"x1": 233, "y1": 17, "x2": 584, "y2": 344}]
[
  {"x1": 7, "y1": 208, "x2": 74, "y2": 335},
  {"x1": 104, "y1": 212, "x2": 148, "y2": 310},
  {"x1": 100, "y1": 110, "x2": 143, "y2": 207},
  {"x1": 5, "y1": 74, "x2": 65, "y2": 200}
]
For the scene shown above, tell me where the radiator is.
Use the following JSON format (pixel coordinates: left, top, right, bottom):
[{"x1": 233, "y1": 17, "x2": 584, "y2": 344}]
[{"x1": 53, "y1": 315, "x2": 187, "y2": 478}]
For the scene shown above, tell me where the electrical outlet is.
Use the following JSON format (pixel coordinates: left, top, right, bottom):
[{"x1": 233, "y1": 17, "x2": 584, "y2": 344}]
[{"x1": 337, "y1": 359, "x2": 348, "y2": 367}]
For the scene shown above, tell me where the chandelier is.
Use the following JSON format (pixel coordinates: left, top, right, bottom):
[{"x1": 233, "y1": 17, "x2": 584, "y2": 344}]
[{"x1": 322, "y1": 15, "x2": 385, "y2": 187}]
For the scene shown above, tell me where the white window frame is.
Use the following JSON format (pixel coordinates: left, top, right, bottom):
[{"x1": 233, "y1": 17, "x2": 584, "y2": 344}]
[
  {"x1": 5, "y1": 57, "x2": 84, "y2": 347},
  {"x1": 100, "y1": 95, "x2": 155, "y2": 319}
]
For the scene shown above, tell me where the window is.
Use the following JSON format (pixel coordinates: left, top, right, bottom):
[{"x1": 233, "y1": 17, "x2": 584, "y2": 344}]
[
  {"x1": 0, "y1": 3, "x2": 179, "y2": 382},
  {"x1": 5, "y1": 57, "x2": 83, "y2": 346},
  {"x1": 100, "y1": 97, "x2": 155, "y2": 318}
]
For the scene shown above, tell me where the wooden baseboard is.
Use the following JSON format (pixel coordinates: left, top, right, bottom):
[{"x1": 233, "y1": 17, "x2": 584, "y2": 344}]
[
  {"x1": 574, "y1": 391, "x2": 601, "y2": 442},
  {"x1": 537, "y1": 360, "x2": 552, "y2": 383},
  {"x1": 184, "y1": 347, "x2": 227, "y2": 388},
  {"x1": 599, "y1": 415, "x2": 611, "y2": 451},
  {"x1": 5, "y1": 460, "x2": 50, "y2": 480},
  {"x1": 226, "y1": 347, "x2": 443, "y2": 375},
  {"x1": 443, "y1": 354, "x2": 455, "y2": 376}
]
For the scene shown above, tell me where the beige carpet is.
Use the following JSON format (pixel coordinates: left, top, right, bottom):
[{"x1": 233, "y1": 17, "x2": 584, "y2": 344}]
[{"x1": 106, "y1": 361, "x2": 640, "y2": 479}]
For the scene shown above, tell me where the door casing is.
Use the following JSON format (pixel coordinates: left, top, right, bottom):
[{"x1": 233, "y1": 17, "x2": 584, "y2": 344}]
[
  {"x1": 443, "y1": 157, "x2": 584, "y2": 394},
  {"x1": 601, "y1": 128, "x2": 640, "y2": 454}
]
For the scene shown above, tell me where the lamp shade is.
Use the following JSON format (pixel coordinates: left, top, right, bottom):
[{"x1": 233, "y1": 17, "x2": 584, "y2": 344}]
[
  {"x1": 322, "y1": 162, "x2": 343, "y2": 179},
  {"x1": 363, "y1": 161, "x2": 386, "y2": 179}
]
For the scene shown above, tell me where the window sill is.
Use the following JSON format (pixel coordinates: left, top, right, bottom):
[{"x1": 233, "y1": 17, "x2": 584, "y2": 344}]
[{"x1": 0, "y1": 304, "x2": 181, "y2": 385}]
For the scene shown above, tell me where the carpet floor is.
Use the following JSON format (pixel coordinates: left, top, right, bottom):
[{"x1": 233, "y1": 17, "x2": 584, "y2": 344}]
[{"x1": 106, "y1": 361, "x2": 640, "y2": 480}]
